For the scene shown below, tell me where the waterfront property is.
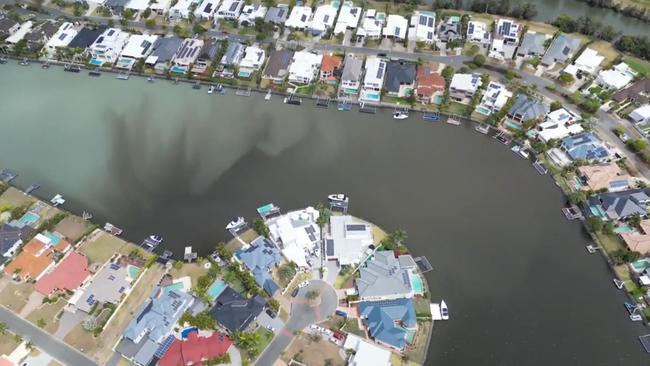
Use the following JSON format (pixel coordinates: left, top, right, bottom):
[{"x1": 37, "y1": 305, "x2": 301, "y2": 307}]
[
  {"x1": 0, "y1": 223, "x2": 30, "y2": 269},
  {"x1": 42, "y1": 22, "x2": 77, "y2": 58},
  {"x1": 360, "y1": 55, "x2": 386, "y2": 102},
  {"x1": 576, "y1": 163, "x2": 632, "y2": 192},
  {"x1": 516, "y1": 31, "x2": 548, "y2": 58},
  {"x1": 505, "y1": 94, "x2": 548, "y2": 128},
  {"x1": 34, "y1": 251, "x2": 90, "y2": 296},
  {"x1": 71, "y1": 257, "x2": 137, "y2": 313},
  {"x1": 449, "y1": 73, "x2": 480, "y2": 103},
  {"x1": 116, "y1": 34, "x2": 157, "y2": 70},
  {"x1": 408, "y1": 11, "x2": 436, "y2": 45},
  {"x1": 536, "y1": 108, "x2": 582, "y2": 143},
  {"x1": 621, "y1": 220, "x2": 650, "y2": 254},
  {"x1": 489, "y1": 18, "x2": 521, "y2": 60},
  {"x1": 238, "y1": 44, "x2": 265, "y2": 78},
  {"x1": 320, "y1": 54, "x2": 342, "y2": 84},
  {"x1": 343, "y1": 333, "x2": 391, "y2": 366},
  {"x1": 476, "y1": 81, "x2": 512, "y2": 116},
  {"x1": 209, "y1": 286, "x2": 266, "y2": 333},
  {"x1": 541, "y1": 33, "x2": 582, "y2": 68},
  {"x1": 220, "y1": 41, "x2": 245, "y2": 67},
  {"x1": 235, "y1": 236, "x2": 282, "y2": 295},
  {"x1": 192, "y1": 38, "x2": 219, "y2": 74},
  {"x1": 384, "y1": 59, "x2": 416, "y2": 98},
  {"x1": 144, "y1": 36, "x2": 183, "y2": 73},
  {"x1": 340, "y1": 54, "x2": 364, "y2": 97},
  {"x1": 66, "y1": 25, "x2": 107, "y2": 51},
  {"x1": 356, "y1": 250, "x2": 414, "y2": 301},
  {"x1": 88, "y1": 28, "x2": 129, "y2": 66},
  {"x1": 415, "y1": 63, "x2": 445, "y2": 104},
  {"x1": 267, "y1": 207, "x2": 320, "y2": 268},
  {"x1": 4, "y1": 21, "x2": 33, "y2": 46},
  {"x1": 326, "y1": 215, "x2": 373, "y2": 266},
  {"x1": 0, "y1": 16, "x2": 20, "y2": 39},
  {"x1": 333, "y1": 2, "x2": 362, "y2": 35},
  {"x1": 262, "y1": 49, "x2": 293, "y2": 84},
  {"x1": 587, "y1": 189, "x2": 650, "y2": 220},
  {"x1": 23, "y1": 20, "x2": 59, "y2": 52},
  {"x1": 288, "y1": 51, "x2": 323, "y2": 85},
  {"x1": 172, "y1": 38, "x2": 204, "y2": 71},
  {"x1": 560, "y1": 132, "x2": 612, "y2": 163},
  {"x1": 595, "y1": 62, "x2": 636, "y2": 91},
  {"x1": 383, "y1": 14, "x2": 408, "y2": 41},
  {"x1": 3, "y1": 233, "x2": 70, "y2": 281},
  {"x1": 358, "y1": 298, "x2": 417, "y2": 352}
]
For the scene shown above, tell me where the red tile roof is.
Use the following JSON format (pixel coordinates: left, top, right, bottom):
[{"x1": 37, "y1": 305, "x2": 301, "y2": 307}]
[
  {"x1": 159, "y1": 332, "x2": 232, "y2": 366},
  {"x1": 35, "y1": 251, "x2": 90, "y2": 295},
  {"x1": 416, "y1": 64, "x2": 445, "y2": 97},
  {"x1": 320, "y1": 55, "x2": 342, "y2": 73}
]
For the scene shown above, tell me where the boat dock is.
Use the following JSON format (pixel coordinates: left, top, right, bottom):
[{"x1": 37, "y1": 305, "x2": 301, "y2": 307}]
[
  {"x1": 236, "y1": 87, "x2": 252, "y2": 97},
  {"x1": 184, "y1": 246, "x2": 198, "y2": 262},
  {"x1": 533, "y1": 160, "x2": 548, "y2": 175},
  {"x1": 446, "y1": 115, "x2": 461, "y2": 125},
  {"x1": 25, "y1": 183, "x2": 40, "y2": 194},
  {"x1": 257, "y1": 203, "x2": 282, "y2": 220},
  {"x1": 562, "y1": 206, "x2": 583, "y2": 220},
  {"x1": 415, "y1": 256, "x2": 433, "y2": 273},
  {"x1": 423, "y1": 112, "x2": 440, "y2": 122},
  {"x1": 475, "y1": 123, "x2": 490, "y2": 134},
  {"x1": 116, "y1": 72, "x2": 129, "y2": 80},
  {"x1": 141, "y1": 236, "x2": 162, "y2": 251},
  {"x1": 0, "y1": 169, "x2": 17, "y2": 183},
  {"x1": 315, "y1": 97, "x2": 330, "y2": 108},
  {"x1": 430, "y1": 303, "x2": 442, "y2": 321},
  {"x1": 359, "y1": 103, "x2": 376, "y2": 114}
]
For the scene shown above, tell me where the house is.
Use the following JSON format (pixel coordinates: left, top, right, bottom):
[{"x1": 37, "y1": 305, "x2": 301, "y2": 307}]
[
  {"x1": 215, "y1": 0, "x2": 244, "y2": 20},
  {"x1": 308, "y1": 4, "x2": 337, "y2": 36},
  {"x1": 577, "y1": 163, "x2": 633, "y2": 192},
  {"x1": 144, "y1": 36, "x2": 183, "y2": 72},
  {"x1": 541, "y1": 33, "x2": 581, "y2": 67},
  {"x1": 42, "y1": 22, "x2": 77, "y2": 57},
  {"x1": 383, "y1": 60, "x2": 416, "y2": 98},
  {"x1": 150, "y1": 0, "x2": 173, "y2": 15},
  {"x1": 467, "y1": 20, "x2": 490, "y2": 45},
  {"x1": 360, "y1": 56, "x2": 386, "y2": 102},
  {"x1": 489, "y1": 18, "x2": 521, "y2": 60},
  {"x1": 0, "y1": 17, "x2": 20, "y2": 38},
  {"x1": 516, "y1": 31, "x2": 547, "y2": 58},
  {"x1": 172, "y1": 38, "x2": 204, "y2": 68},
  {"x1": 476, "y1": 81, "x2": 512, "y2": 116},
  {"x1": 23, "y1": 20, "x2": 59, "y2": 51},
  {"x1": 408, "y1": 11, "x2": 435, "y2": 44},
  {"x1": 264, "y1": 5, "x2": 289, "y2": 25},
  {"x1": 505, "y1": 94, "x2": 548, "y2": 126},
  {"x1": 536, "y1": 108, "x2": 583, "y2": 143},
  {"x1": 116, "y1": 34, "x2": 157, "y2": 69},
  {"x1": 564, "y1": 48, "x2": 604, "y2": 78},
  {"x1": 238, "y1": 4, "x2": 267, "y2": 26},
  {"x1": 560, "y1": 132, "x2": 612, "y2": 163},
  {"x1": 220, "y1": 41, "x2": 244, "y2": 66},
  {"x1": 449, "y1": 73, "x2": 481, "y2": 102},
  {"x1": 356, "y1": 9, "x2": 384, "y2": 41},
  {"x1": 630, "y1": 105, "x2": 650, "y2": 125},
  {"x1": 67, "y1": 25, "x2": 106, "y2": 50},
  {"x1": 437, "y1": 21, "x2": 461, "y2": 43},
  {"x1": 288, "y1": 51, "x2": 323, "y2": 84},
  {"x1": 238, "y1": 44, "x2": 265, "y2": 78},
  {"x1": 383, "y1": 14, "x2": 408, "y2": 41},
  {"x1": 320, "y1": 54, "x2": 342, "y2": 83},
  {"x1": 3, "y1": 234, "x2": 68, "y2": 281},
  {"x1": 267, "y1": 207, "x2": 320, "y2": 268},
  {"x1": 34, "y1": 252, "x2": 90, "y2": 296},
  {"x1": 0, "y1": 224, "x2": 30, "y2": 269},
  {"x1": 612, "y1": 78, "x2": 650, "y2": 105},
  {"x1": 169, "y1": 0, "x2": 194, "y2": 19},
  {"x1": 285, "y1": 6, "x2": 312, "y2": 30},
  {"x1": 118, "y1": 287, "x2": 194, "y2": 366},
  {"x1": 88, "y1": 28, "x2": 130, "y2": 65},
  {"x1": 333, "y1": 2, "x2": 361, "y2": 35},
  {"x1": 104, "y1": 0, "x2": 130, "y2": 15},
  {"x1": 262, "y1": 49, "x2": 293, "y2": 84},
  {"x1": 235, "y1": 236, "x2": 281, "y2": 295},
  {"x1": 72, "y1": 259, "x2": 138, "y2": 313},
  {"x1": 192, "y1": 38, "x2": 219, "y2": 74},
  {"x1": 209, "y1": 286, "x2": 266, "y2": 333},
  {"x1": 621, "y1": 220, "x2": 650, "y2": 254},
  {"x1": 194, "y1": 0, "x2": 221, "y2": 20},
  {"x1": 158, "y1": 332, "x2": 232, "y2": 366},
  {"x1": 340, "y1": 54, "x2": 364, "y2": 97},
  {"x1": 358, "y1": 298, "x2": 417, "y2": 351},
  {"x1": 595, "y1": 62, "x2": 637, "y2": 91},
  {"x1": 125, "y1": 0, "x2": 149, "y2": 12},
  {"x1": 587, "y1": 189, "x2": 650, "y2": 220},
  {"x1": 356, "y1": 251, "x2": 413, "y2": 301},
  {"x1": 415, "y1": 63, "x2": 445, "y2": 104},
  {"x1": 4, "y1": 21, "x2": 33, "y2": 45},
  {"x1": 326, "y1": 215, "x2": 374, "y2": 266},
  {"x1": 343, "y1": 334, "x2": 391, "y2": 366}
]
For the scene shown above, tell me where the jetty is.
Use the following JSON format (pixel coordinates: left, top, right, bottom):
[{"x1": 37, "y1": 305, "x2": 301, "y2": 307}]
[
  {"x1": 103, "y1": 222, "x2": 123, "y2": 236},
  {"x1": 337, "y1": 101, "x2": 351, "y2": 111},
  {"x1": 423, "y1": 111, "x2": 440, "y2": 122},
  {"x1": 284, "y1": 94, "x2": 302, "y2": 105},
  {"x1": 494, "y1": 132, "x2": 511, "y2": 145},
  {"x1": 25, "y1": 183, "x2": 40, "y2": 194},
  {"x1": 192, "y1": 81, "x2": 201, "y2": 90},
  {"x1": 0, "y1": 169, "x2": 17, "y2": 183},
  {"x1": 446, "y1": 114, "x2": 461, "y2": 125},
  {"x1": 236, "y1": 87, "x2": 252, "y2": 97},
  {"x1": 533, "y1": 160, "x2": 548, "y2": 175},
  {"x1": 475, "y1": 123, "x2": 490, "y2": 134},
  {"x1": 184, "y1": 246, "x2": 198, "y2": 262},
  {"x1": 315, "y1": 97, "x2": 330, "y2": 108},
  {"x1": 358, "y1": 103, "x2": 376, "y2": 114},
  {"x1": 415, "y1": 256, "x2": 433, "y2": 273},
  {"x1": 88, "y1": 71, "x2": 101, "y2": 77},
  {"x1": 562, "y1": 206, "x2": 583, "y2": 220},
  {"x1": 116, "y1": 72, "x2": 129, "y2": 80}
]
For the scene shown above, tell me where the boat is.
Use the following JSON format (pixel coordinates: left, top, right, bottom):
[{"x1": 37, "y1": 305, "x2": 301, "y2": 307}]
[
  {"x1": 215, "y1": 84, "x2": 226, "y2": 95},
  {"x1": 475, "y1": 123, "x2": 490, "y2": 134},
  {"x1": 586, "y1": 244, "x2": 600, "y2": 253},
  {"x1": 393, "y1": 109, "x2": 409, "y2": 120},
  {"x1": 625, "y1": 302, "x2": 638, "y2": 315},
  {"x1": 149, "y1": 235, "x2": 163, "y2": 243},
  {"x1": 613, "y1": 278, "x2": 625, "y2": 290},
  {"x1": 82, "y1": 211, "x2": 93, "y2": 220},
  {"x1": 226, "y1": 216, "x2": 246, "y2": 230},
  {"x1": 0, "y1": 169, "x2": 18, "y2": 183},
  {"x1": 141, "y1": 234, "x2": 163, "y2": 251},
  {"x1": 494, "y1": 133, "x2": 511, "y2": 145},
  {"x1": 50, "y1": 194, "x2": 65, "y2": 207},
  {"x1": 147, "y1": 76, "x2": 154, "y2": 83},
  {"x1": 440, "y1": 300, "x2": 449, "y2": 320},
  {"x1": 192, "y1": 81, "x2": 201, "y2": 90},
  {"x1": 173, "y1": 77, "x2": 180, "y2": 85},
  {"x1": 562, "y1": 206, "x2": 583, "y2": 220},
  {"x1": 208, "y1": 85, "x2": 215, "y2": 94},
  {"x1": 328, "y1": 194, "x2": 349, "y2": 204},
  {"x1": 533, "y1": 160, "x2": 548, "y2": 175},
  {"x1": 446, "y1": 116, "x2": 461, "y2": 125},
  {"x1": 423, "y1": 112, "x2": 440, "y2": 122},
  {"x1": 88, "y1": 71, "x2": 101, "y2": 77},
  {"x1": 103, "y1": 222, "x2": 123, "y2": 236},
  {"x1": 19, "y1": 58, "x2": 29, "y2": 66},
  {"x1": 518, "y1": 148, "x2": 530, "y2": 159},
  {"x1": 0, "y1": 58, "x2": 7, "y2": 64},
  {"x1": 511, "y1": 144, "x2": 521, "y2": 154},
  {"x1": 25, "y1": 183, "x2": 40, "y2": 194},
  {"x1": 265, "y1": 89, "x2": 272, "y2": 101},
  {"x1": 116, "y1": 73, "x2": 129, "y2": 80},
  {"x1": 41, "y1": 63, "x2": 50, "y2": 69},
  {"x1": 284, "y1": 94, "x2": 302, "y2": 105},
  {"x1": 64, "y1": 65, "x2": 81, "y2": 73},
  {"x1": 316, "y1": 97, "x2": 330, "y2": 108},
  {"x1": 337, "y1": 102, "x2": 351, "y2": 111}
]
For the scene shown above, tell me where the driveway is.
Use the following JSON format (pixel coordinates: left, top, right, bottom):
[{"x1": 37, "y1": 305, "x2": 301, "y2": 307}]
[
  {"x1": 254, "y1": 280, "x2": 337, "y2": 366},
  {"x1": 255, "y1": 311, "x2": 285, "y2": 335},
  {"x1": 53, "y1": 309, "x2": 86, "y2": 340}
]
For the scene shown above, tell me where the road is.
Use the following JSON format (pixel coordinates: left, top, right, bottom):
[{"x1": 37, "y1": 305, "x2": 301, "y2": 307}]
[
  {"x1": 254, "y1": 280, "x2": 337, "y2": 366},
  {"x1": 0, "y1": 306, "x2": 99, "y2": 366}
]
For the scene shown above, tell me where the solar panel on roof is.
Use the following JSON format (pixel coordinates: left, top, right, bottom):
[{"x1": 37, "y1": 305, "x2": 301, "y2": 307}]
[
  {"x1": 308, "y1": 233, "x2": 316, "y2": 241},
  {"x1": 503, "y1": 22, "x2": 511, "y2": 36},
  {"x1": 351, "y1": 8, "x2": 358, "y2": 15},
  {"x1": 468, "y1": 23, "x2": 474, "y2": 33},
  {"x1": 346, "y1": 224, "x2": 367, "y2": 231},
  {"x1": 229, "y1": 2, "x2": 238, "y2": 11},
  {"x1": 278, "y1": 9, "x2": 285, "y2": 17},
  {"x1": 154, "y1": 335, "x2": 176, "y2": 358},
  {"x1": 324, "y1": 15, "x2": 330, "y2": 23},
  {"x1": 419, "y1": 16, "x2": 426, "y2": 26},
  {"x1": 427, "y1": 31, "x2": 433, "y2": 40},
  {"x1": 394, "y1": 27, "x2": 400, "y2": 36},
  {"x1": 58, "y1": 33, "x2": 66, "y2": 40},
  {"x1": 107, "y1": 29, "x2": 115, "y2": 36},
  {"x1": 301, "y1": 14, "x2": 307, "y2": 22},
  {"x1": 427, "y1": 17, "x2": 433, "y2": 27}
]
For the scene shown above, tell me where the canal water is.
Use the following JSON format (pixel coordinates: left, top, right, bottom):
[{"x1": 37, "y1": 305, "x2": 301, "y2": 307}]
[{"x1": 0, "y1": 64, "x2": 647, "y2": 365}]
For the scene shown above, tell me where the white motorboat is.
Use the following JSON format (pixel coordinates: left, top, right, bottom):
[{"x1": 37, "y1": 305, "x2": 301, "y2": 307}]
[
  {"x1": 393, "y1": 110, "x2": 409, "y2": 120},
  {"x1": 50, "y1": 194, "x2": 65, "y2": 207},
  {"x1": 226, "y1": 216, "x2": 246, "y2": 230},
  {"x1": 328, "y1": 194, "x2": 349, "y2": 203},
  {"x1": 265, "y1": 89, "x2": 272, "y2": 101},
  {"x1": 518, "y1": 148, "x2": 530, "y2": 159},
  {"x1": 149, "y1": 235, "x2": 163, "y2": 244},
  {"x1": 208, "y1": 85, "x2": 215, "y2": 94},
  {"x1": 440, "y1": 300, "x2": 449, "y2": 320},
  {"x1": 103, "y1": 223, "x2": 123, "y2": 236}
]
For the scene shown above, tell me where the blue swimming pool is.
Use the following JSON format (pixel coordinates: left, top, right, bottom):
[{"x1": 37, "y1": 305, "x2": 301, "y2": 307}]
[
  {"x1": 163, "y1": 282, "x2": 185, "y2": 294},
  {"x1": 476, "y1": 106, "x2": 492, "y2": 115},
  {"x1": 170, "y1": 65, "x2": 187, "y2": 74},
  {"x1": 89, "y1": 58, "x2": 103, "y2": 66},
  {"x1": 181, "y1": 326, "x2": 198, "y2": 339},
  {"x1": 504, "y1": 119, "x2": 522, "y2": 130},
  {"x1": 127, "y1": 265, "x2": 141, "y2": 280},
  {"x1": 208, "y1": 280, "x2": 227, "y2": 300},
  {"x1": 44, "y1": 232, "x2": 61, "y2": 245},
  {"x1": 410, "y1": 272, "x2": 424, "y2": 295},
  {"x1": 363, "y1": 93, "x2": 380, "y2": 102},
  {"x1": 18, "y1": 212, "x2": 39, "y2": 226}
]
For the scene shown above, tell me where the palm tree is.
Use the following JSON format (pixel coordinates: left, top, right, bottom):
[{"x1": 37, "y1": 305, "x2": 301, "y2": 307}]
[
  {"x1": 391, "y1": 229, "x2": 407, "y2": 245},
  {"x1": 0, "y1": 322, "x2": 7, "y2": 335}
]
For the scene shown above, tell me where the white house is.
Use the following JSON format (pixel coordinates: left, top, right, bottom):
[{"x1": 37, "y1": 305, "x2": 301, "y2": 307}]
[
  {"x1": 408, "y1": 10, "x2": 435, "y2": 44},
  {"x1": 489, "y1": 18, "x2": 521, "y2": 60},
  {"x1": 288, "y1": 51, "x2": 323, "y2": 84},
  {"x1": 5, "y1": 21, "x2": 33, "y2": 45},
  {"x1": 308, "y1": 4, "x2": 337, "y2": 35},
  {"x1": 116, "y1": 34, "x2": 157, "y2": 69},
  {"x1": 383, "y1": 14, "x2": 407, "y2": 40},
  {"x1": 356, "y1": 9, "x2": 384, "y2": 41},
  {"x1": 43, "y1": 22, "x2": 77, "y2": 58},
  {"x1": 467, "y1": 20, "x2": 490, "y2": 44},
  {"x1": 564, "y1": 48, "x2": 604, "y2": 77},
  {"x1": 476, "y1": 81, "x2": 512, "y2": 116},
  {"x1": 194, "y1": 0, "x2": 221, "y2": 20},
  {"x1": 125, "y1": 0, "x2": 149, "y2": 11},
  {"x1": 326, "y1": 215, "x2": 374, "y2": 266},
  {"x1": 595, "y1": 62, "x2": 637, "y2": 90},
  {"x1": 238, "y1": 44, "x2": 265, "y2": 78},
  {"x1": 238, "y1": 4, "x2": 267, "y2": 26},
  {"x1": 169, "y1": 0, "x2": 194, "y2": 19},
  {"x1": 360, "y1": 55, "x2": 386, "y2": 102},
  {"x1": 340, "y1": 54, "x2": 364, "y2": 97},
  {"x1": 88, "y1": 28, "x2": 130, "y2": 65},
  {"x1": 537, "y1": 108, "x2": 583, "y2": 143},
  {"x1": 449, "y1": 73, "x2": 481, "y2": 102},
  {"x1": 215, "y1": 0, "x2": 244, "y2": 20},
  {"x1": 267, "y1": 208, "x2": 320, "y2": 268},
  {"x1": 285, "y1": 6, "x2": 312, "y2": 30},
  {"x1": 333, "y1": 2, "x2": 361, "y2": 35},
  {"x1": 150, "y1": 0, "x2": 173, "y2": 15},
  {"x1": 172, "y1": 38, "x2": 204, "y2": 67},
  {"x1": 630, "y1": 105, "x2": 650, "y2": 125},
  {"x1": 344, "y1": 334, "x2": 391, "y2": 366}
]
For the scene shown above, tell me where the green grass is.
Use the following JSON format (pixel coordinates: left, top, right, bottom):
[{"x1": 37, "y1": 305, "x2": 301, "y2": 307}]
[
  {"x1": 625, "y1": 57, "x2": 650, "y2": 78},
  {"x1": 594, "y1": 232, "x2": 625, "y2": 255},
  {"x1": 250, "y1": 328, "x2": 274, "y2": 360},
  {"x1": 342, "y1": 319, "x2": 365, "y2": 338},
  {"x1": 413, "y1": 297, "x2": 432, "y2": 317}
]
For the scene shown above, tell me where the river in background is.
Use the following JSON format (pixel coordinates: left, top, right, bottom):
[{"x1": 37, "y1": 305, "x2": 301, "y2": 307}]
[
  {"x1": 426, "y1": 0, "x2": 650, "y2": 37},
  {"x1": 0, "y1": 64, "x2": 648, "y2": 365}
]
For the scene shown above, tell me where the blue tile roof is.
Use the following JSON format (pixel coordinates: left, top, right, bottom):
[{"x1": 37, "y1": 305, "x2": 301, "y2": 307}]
[
  {"x1": 236, "y1": 236, "x2": 281, "y2": 295},
  {"x1": 561, "y1": 132, "x2": 611, "y2": 161},
  {"x1": 358, "y1": 298, "x2": 416, "y2": 350}
]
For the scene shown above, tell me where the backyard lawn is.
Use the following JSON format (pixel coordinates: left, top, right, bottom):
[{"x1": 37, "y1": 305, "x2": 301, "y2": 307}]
[
  {"x1": 405, "y1": 320, "x2": 432, "y2": 365},
  {"x1": 625, "y1": 56, "x2": 650, "y2": 78},
  {"x1": 281, "y1": 333, "x2": 345, "y2": 366},
  {"x1": 77, "y1": 230, "x2": 129, "y2": 265},
  {"x1": 53, "y1": 216, "x2": 94, "y2": 243},
  {"x1": 0, "y1": 187, "x2": 35, "y2": 209},
  {"x1": 589, "y1": 41, "x2": 621, "y2": 65},
  {"x1": 169, "y1": 260, "x2": 207, "y2": 289},
  {"x1": 0, "y1": 281, "x2": 34, "y2": 313}
]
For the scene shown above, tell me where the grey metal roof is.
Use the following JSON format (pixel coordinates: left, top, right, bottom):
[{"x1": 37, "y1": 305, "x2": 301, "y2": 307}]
[
  {"x1": 220, "y1": 41, "x2": 244, "y2": 65},
  {"x1": 75, "y1": 261, "x2": 133, "y2": 313},
  {"x1": 198, "y1": 38, "x2": 219, "y2": 61},
  {"x1": 67, "y1": 26, "x2": 106, "y2": 49},
  {"x1": 384, "y1": 60, "x2": 416, "y2": 93},
  {"x1": 342, "y1": 54, "x2": 363, "y2": 81},
  {"x1": 397, "y1": 254, "x2": 417, "y2": 269},
  {"x1": 209, "y1": 286, "x2": 265, "y2": 333},
  {"x1": 24, "y1": 21, "x2": 59, "y2": 44},
  {"x1": 437, "y1": 23, "x2": 461, "y2": 42},
  {"x1": 265, "y1": 6, "x2": 289, "y2": 24},
  {"x1": 0, "y1": 223, "x2": 29, "y2": 257},
  {"x1": 356, "y1": 251, "x2": 412, "y2": 299},
  {"x1": 507, "y1": 94, "x2": 548, "y2": 121},
  {"x1": 263, "y1": 49, "x2": 293, "y2": 78},
  {"x1": 590, "y1": 189, "x2": 650, "y2": 219},
  {"x1": 150, "y1": 36, "x2": 183, "y2": 63},
  {"x1": 541, "y1": 34, "x2": 581, "y2": 66},
  {"x1": 517, "y1": 32, "x2": 547, "y2": 56},
  {"x1": 0, "y1": 17, "x2": 18, "y2": 34}
]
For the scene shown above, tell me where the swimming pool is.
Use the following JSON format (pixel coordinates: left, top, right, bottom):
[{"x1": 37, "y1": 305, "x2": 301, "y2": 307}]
[
  {"x1": 615, "y1": 224, "x2": 635, "y2": 234},
  {"x1": 433, "y1": 95, "x2": 443, "y2": 105},
  {"x1": 475, "y1": 106, "x2": 492, "y2": 115},
  {"x1": 238, "y1": 70, "x2": 251, "y2": 78},
  {"x1": 44, "y1": 232, "x2": 62, "y2": 245},
  {"x1": 504, "y1": 120, "x2": 522, "y2": 130},
  {"x1": 363, "y1": 93, "x2": 380, "y2": 102},
  {"x1": 18, "y1": 212, "x2": 39, "y2": 226},
  {"x1": 632, "y1": 259, "x2": 650, "y2": 273},
  {"x1": 208, "y1": 279, "x2": 227, "y2": 300},
  {"x1": 127, "y1": 265, "x2": 141, "y2": 280},
  {"x1": 89, "y1": 58, "x2": 103, "y2": 66},
  {"x1": 589, "y1": 205, "x2": 606, "y2": 218},
  {"x1": 410, "y1": 272, "x2": 424, "y2": 295},
  {"x1": 181, "y1": 326, "x2": 198, "y2": 339},
  {"x1": 170, "y1": 65, "x2": 187, "y2": 74}
]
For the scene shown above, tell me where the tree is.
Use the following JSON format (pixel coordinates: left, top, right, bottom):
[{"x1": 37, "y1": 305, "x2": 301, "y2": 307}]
[
  {"x1": 252, "y1": 218, "x2": 270, "y2": 238},
  {"x1": 626, "y1": 139, "x2": 648, "y2": 153},
  {"x1": 0, "y1": 322, "x2": 7, "y2": 335},
  {"x1": 552, "y1": 15, "x2": 578, "y2": 33},
  {"x1": 142, "y1": 7, "x2": 152, "y2": 18},
  {"x1": 193, "y1": 24, "x2": 207, "y2": 34},
  {"x1": 441, "y1": 65, "x2": 455, "y2": 82},
  {"x1": 586, "y1": 216, "x2": 604, "y2": 233},
  {"x1": 558, "y1": 72, "x2": 574, "y2": 85},
  {"x1": 267, "y1": 298, "x2": 280, "y2": 311},
  {"x1": 466, "y1": 44, "x2": 480, "y2": 57},
  {"x1": 568, "y1": 191, "x2": 587, "y2": 205},
  {"x1": 306, "y1": 290, "x2": 319, "y2": 300},
  {"x1": 145, "y1": 19, "x2": 156, "y2": 28},
  {"x1": 215, "y1": 242, "x2": 233, "y2": 261},
  {"x1": 473, "y1": 54, "x2": 486, "y2": 67},
  {"x1": 550, "y1": 101, "x2": 562, "y2": 112},
  {"x1": 37, "y1": 318, "x2": 46, "y2": 328}
]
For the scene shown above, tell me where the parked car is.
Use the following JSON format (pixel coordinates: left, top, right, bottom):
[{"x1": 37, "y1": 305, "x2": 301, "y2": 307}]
[
  {"x1": 266, "y1": 308, "x2": 277, "y2": 318},
  {"x1": 619, "y1": 133, "x2": 630, "y2": 142},
  {"x1": 291, "y1": 287, "x2": 299, "y2": 297},
  {"x1": 267, "y1": 325, "x2": 275, "y2": 332},
  {"x1": 298, "y1": 281, "x2": 309, "y2": 288},
  {"x1": 335, "y1": 310, "x2": 348, "y2": 318}
]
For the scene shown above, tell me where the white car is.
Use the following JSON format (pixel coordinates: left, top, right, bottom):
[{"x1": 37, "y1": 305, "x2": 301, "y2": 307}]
[
  {"x1": 620, "y1": 133, "x2": 630, "y2": 143},
  {"x1": 298, "y1": 281, "x2": 309, "y2": 288}
]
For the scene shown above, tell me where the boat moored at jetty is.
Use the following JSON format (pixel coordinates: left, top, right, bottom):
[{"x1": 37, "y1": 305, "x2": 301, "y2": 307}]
[
  {"x1": 50, "y1": 194, "x2": 65, "y2": 207},
  {"x1": 328, "y1": 194, "x2": 349, "y2": 204},
  {"x1": 393, "y1": 108, "x2": 409, "y2": 120},
  {"x1": 226, "y1": 216, "x2": 246, "y2": 231},
  {"x1": 440, "y1": 300, "x2": 449, "y2": 320},
  {"x1": 103, "y1": 222, "x2": 123, "y2": 236},
  {"x1": 141, "y1": 234, "x2": 163, "y2": 251}
]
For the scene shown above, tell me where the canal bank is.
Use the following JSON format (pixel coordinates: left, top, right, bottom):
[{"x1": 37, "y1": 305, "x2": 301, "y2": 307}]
[{"x1": 0, "y1": 63, "x2": 647, "y2": 365}]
